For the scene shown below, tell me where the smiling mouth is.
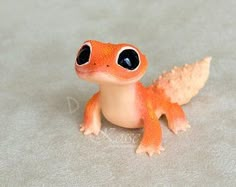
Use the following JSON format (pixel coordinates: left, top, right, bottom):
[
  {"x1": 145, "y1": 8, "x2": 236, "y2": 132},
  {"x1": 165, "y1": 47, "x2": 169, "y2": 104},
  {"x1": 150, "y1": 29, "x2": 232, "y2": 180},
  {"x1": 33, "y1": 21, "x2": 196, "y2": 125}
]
[
  {"x1": 75, "y1": 66, "x2": 143, "y2": 84},
  {"x1": 75, "y1": 68, "x2": 97, "y2": 75},
  {"x1": 76, "y1": 68, "x2": 115, "y2": 79}
]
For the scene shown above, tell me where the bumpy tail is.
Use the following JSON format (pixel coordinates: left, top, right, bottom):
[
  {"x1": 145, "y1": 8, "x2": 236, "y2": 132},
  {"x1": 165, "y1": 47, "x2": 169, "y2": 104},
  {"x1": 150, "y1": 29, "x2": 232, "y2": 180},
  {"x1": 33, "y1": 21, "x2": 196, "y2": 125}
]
[{"x1": 153, "y1": 57, "x2": 211, "y2": 105}]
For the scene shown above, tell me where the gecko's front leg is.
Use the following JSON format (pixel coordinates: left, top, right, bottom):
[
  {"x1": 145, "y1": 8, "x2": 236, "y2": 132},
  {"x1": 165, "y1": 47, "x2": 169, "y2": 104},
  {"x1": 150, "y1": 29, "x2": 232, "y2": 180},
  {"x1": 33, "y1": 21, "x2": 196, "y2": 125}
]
[
  {"x1": 80, "y1": 92, "x2": 101, "y2": 135},
  {"x1": 136, "y1": 101, "x2": 164, "y2": 156}
]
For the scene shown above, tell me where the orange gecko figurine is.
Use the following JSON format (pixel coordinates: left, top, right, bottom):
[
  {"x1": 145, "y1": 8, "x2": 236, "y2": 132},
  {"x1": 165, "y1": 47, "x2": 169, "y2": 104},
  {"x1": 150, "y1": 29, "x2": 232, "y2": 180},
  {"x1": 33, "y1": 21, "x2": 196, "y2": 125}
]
[{"x1": 75, "y1": 40, "x2": 211, "y2": 156}]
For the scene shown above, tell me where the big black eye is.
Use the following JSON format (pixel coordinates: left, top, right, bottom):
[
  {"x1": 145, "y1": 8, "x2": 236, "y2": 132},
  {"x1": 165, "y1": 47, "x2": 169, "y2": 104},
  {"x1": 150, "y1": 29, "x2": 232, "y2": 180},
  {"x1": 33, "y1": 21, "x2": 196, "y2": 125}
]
[
  {"x1": 76, "y1": 45, "x2": 91, "y2": 65},
  {"x1": 117, "y1": 49, "x2": 139, "y2": 70}
]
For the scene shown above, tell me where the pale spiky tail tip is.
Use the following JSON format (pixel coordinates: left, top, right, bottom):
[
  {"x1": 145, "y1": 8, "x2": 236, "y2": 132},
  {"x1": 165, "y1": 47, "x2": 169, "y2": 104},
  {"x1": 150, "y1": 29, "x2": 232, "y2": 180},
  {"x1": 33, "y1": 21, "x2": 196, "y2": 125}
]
[{"x1": 154, "y1": 57, "x2": 212, "y2": 105}]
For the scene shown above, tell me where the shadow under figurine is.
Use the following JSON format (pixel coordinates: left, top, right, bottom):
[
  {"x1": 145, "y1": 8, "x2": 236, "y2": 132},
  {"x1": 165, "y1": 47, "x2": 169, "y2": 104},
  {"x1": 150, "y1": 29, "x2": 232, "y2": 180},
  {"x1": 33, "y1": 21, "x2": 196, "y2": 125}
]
[{"x1": 75, "y1": 40, "x2": 211, "y2": 156}]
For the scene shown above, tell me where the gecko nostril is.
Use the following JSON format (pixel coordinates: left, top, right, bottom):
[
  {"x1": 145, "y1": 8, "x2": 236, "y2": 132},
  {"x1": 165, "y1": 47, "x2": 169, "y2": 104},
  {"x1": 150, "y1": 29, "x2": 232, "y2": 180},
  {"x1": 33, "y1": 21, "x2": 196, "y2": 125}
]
[
  {"x1": 106, "y1": 64, "x2": 110, "y2": 67},
  {"x1": 93, "y1": 63, "x2": 96, "y2": 65}
]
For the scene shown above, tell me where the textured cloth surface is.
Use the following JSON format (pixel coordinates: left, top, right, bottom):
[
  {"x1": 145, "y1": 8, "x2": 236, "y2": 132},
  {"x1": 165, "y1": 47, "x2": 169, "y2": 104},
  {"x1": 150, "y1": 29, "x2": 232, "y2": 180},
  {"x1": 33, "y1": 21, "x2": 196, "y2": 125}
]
[{"x1": 0, "y1": 0, "x2": 235, "y2": 186}]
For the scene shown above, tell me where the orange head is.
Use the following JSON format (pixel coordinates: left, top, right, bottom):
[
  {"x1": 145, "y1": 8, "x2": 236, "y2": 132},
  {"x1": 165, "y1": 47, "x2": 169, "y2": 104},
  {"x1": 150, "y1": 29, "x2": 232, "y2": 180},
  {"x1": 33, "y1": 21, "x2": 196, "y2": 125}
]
[{"x1": 75, "y1": 40, "x2": 148, "y2": 85}]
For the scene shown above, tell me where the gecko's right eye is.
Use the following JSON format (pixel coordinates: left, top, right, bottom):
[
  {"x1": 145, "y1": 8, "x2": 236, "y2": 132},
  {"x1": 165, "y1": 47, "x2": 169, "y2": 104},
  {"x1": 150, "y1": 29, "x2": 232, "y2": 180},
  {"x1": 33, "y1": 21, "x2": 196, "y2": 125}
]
[
  {"x1": 76, "y1": 45, "x2": 91, "y2": 65},
  {"x1": 117, "y1": 49, "x2": 140, "y2": 71}
]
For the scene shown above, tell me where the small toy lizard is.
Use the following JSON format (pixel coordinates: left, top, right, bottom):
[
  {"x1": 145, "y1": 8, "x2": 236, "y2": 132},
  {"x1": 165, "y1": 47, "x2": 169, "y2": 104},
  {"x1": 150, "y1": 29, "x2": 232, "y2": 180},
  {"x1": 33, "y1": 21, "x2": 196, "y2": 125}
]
[{"x1": 75, "y1": 40, "x2": 211, "y2": 156}]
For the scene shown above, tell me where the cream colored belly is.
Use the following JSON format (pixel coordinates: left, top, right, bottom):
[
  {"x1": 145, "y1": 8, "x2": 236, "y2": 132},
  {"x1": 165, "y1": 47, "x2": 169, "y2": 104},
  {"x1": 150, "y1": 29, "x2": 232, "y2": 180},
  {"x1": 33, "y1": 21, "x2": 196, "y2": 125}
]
[
  {"x1": 101, "y1": 101, "x2": 141, "y2": 128},
  {"x1": 99, "y1": 84, "x2": 142, "y2": 128}
]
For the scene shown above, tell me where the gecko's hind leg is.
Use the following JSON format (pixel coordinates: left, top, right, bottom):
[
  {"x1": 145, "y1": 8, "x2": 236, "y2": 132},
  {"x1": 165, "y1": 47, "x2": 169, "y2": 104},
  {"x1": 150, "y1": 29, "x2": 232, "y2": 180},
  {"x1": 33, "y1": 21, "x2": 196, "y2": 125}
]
[{"x1": 165, "y1": 103, "x2": 190, "y2": 134}]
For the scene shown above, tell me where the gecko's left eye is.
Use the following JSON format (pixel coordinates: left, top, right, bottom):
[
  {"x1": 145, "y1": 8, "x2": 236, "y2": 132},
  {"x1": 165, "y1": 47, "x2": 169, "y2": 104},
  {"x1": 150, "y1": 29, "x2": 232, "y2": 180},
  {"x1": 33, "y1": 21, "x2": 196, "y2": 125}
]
[
  {"x1": 117, "y1": 49, "x2": 139, "y2": 70},
  {"x1": 76, "y1": 45, "x2": 91, "y2": 65}
]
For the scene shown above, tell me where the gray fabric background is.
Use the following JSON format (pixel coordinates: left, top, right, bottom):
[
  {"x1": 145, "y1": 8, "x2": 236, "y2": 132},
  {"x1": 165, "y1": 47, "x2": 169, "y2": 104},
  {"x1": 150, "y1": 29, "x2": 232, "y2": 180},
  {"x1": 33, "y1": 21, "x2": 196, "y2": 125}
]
[{"x1": 0, "y1": 0, "x2": 235, "y2": 186}]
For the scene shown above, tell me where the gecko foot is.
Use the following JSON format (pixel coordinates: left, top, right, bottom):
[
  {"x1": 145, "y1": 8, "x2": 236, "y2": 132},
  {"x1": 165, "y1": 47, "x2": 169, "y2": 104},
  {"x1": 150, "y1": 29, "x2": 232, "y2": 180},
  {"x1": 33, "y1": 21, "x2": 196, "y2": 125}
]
[
  {"x1": 136, "y1": 144, "x2": 165, "y2": 156},
  {"x1": 169, "y1": 120, "x2": 191, "y2": 134},
  {"x1": 80, "y1": 123, "x2": 100, "y2": 136}
]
